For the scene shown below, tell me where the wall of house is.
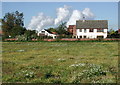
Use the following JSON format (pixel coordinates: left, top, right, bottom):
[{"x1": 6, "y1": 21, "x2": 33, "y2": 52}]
[
  {"x1": 68, "y1": 27, "x2": 76, "y2": 36},
  {"x1": 118, "y1": 29, "x2": 120, "y2": 34},
  {"x1": 67, "y1": 25, "x2": 76, "y2": 36},
  {"x1": 68, "y1": 28, "x2": 73, "y2": 34},
  {"x1": 38, "y1": 29, "x2": 56, "y2": 39},
  {"x1": 73, "y1": 26, "x2": 76, "y2": 36},
  {"x1": 76, "y1": 29, "x2": 107, "y2": 38}
]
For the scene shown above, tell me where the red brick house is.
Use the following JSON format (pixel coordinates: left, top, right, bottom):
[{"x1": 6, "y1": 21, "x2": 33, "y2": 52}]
[
  {"x1": 67, "y1": 25, "x2": 76, "y2": 36},
  {"x1": 118, "y1": 29, "x2": 120, "y2": 34}
]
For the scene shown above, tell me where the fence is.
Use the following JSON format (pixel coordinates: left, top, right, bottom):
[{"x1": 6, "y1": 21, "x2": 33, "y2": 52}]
[{"x1": 3, "y1": 37, "x2": 120, "y2": 42}]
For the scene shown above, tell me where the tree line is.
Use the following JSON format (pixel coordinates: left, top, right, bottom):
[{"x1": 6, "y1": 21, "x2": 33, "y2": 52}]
[
  {"x1": 1, "y1": 11, "x2": 120, "y2": 41},
  {"x1": 107, "y1": 29, "x2": 120, "y2": 38},
  {"x1": 1, "y1": 11, "x2": 70, "y2": 41}
]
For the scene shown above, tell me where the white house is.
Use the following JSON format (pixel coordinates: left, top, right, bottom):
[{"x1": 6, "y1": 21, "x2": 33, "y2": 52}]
[
  {"x1": 76, "y1": 20, "x2": 108, "y2": 39},
  {"x1": 37, "y1": 29, "x2": 57, "y2": 39}
]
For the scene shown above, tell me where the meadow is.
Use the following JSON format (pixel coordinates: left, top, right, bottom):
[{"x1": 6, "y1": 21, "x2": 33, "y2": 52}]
[{"x1": 2, "y1": 41, "x2": 118, "y2": 83}]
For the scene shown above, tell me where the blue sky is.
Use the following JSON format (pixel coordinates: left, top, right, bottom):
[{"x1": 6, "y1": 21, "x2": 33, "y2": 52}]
[{"x1": 2, "y1": 2, "x2": 118, "y2": 30}]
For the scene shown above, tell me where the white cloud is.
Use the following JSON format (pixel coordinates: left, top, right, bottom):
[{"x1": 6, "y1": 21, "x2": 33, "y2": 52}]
[
  {"x1": 54, "y1": 5, "x2": 71, "y2": 25},
  {"x1": 27, "y1": 5, "x2": 95, "y2": 31},
  {"x1": 66, "y1": 10, "x2": 83, "y2": 27},
  {"x1": 82, "y1": 8, "x2": 95, "y2": 20},
  {"x1": 66, "y1": 8, "x2": 95, "y2": 27},
  {"x1": 27, "y1": 13, "x2": 54, "y2": 31}
]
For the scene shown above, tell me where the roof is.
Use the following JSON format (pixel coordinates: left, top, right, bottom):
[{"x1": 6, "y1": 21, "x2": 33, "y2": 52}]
[
  {"x1": 51, "y1": 32, "x2": 57, "y2": 34},
  {"x1": 68, "y1": 25, "x2": 76, "y2": 29},
  {"x1": 44, "y1": 29, "x2": 53, "y2": 34},
  {"x1": 76, "y1": 20, "x2": 108, "y2": 29}
]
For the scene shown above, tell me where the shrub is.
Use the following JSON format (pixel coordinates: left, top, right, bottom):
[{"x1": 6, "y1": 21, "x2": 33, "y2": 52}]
[{"x1": 16, "y1": 35, "x2": 27, "y2": 41}]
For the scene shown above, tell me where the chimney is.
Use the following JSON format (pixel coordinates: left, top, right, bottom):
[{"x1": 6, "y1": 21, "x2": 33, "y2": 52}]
[{"x1": 83, "y1": 15, "x2": 85, "y2": 22}]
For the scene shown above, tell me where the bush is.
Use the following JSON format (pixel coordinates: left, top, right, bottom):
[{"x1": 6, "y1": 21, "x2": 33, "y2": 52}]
[{"x1": 16, "y1": 35, "x2": 27, "y2": 41}]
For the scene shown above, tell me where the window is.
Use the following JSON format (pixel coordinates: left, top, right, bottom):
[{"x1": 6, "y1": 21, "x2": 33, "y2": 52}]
[
  {"x1": 89, "y1": 29, "x2": 94, "y2": 32},
  {"x1": 84, "y1": 29, "x2": 87, "y2": 33},
  {"x1": 97, "y1": 29, "x2": 104, "y2": 32},
  {"x1": 80, "y1": 36, "x2": 82, "y2": 38},
  {"x1": 79, "y1": 29, "x2": 82, "y2": 32},
  {"x1": 41, "y1": 31, "x2": 45, "y2": 33}
]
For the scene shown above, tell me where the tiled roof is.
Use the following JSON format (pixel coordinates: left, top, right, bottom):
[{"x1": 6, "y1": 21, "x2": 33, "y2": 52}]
[{"x1": 76, "y1": 20, "x2": 108, "y2": 29}]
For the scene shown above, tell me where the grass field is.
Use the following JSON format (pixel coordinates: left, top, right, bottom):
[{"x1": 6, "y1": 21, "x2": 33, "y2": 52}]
[{"x1": 2, "y1": 41, "x2": 118, "y2": 83}]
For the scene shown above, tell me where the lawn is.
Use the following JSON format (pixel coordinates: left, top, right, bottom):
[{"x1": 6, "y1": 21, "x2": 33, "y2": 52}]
[{"x1": 2, "y1": 41, "x2": 118, "y2": 83}]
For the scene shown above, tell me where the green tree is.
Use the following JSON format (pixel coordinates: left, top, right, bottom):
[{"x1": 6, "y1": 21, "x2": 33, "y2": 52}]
[
  {"x1": 47, "y1": 28, "x2": 57, "y2": 33},
  {"x1": 11, "y1": 26, "x2": 26, "y2": 37},
  {"x1": 108, "y1": 29, "x2": 120, "y2": 38},
  {"x1": 108, "y1": 29, "x2": 115, "y2": 35},
  {"x1": 24, "y1": 30, "x2": 37, "y2": 40},
  {"x1": 56, "y1": 22, "x2": 69, "y2": 35},
  {"x1": 2, "y1": 11, "x2": 24, "y2": 38}
]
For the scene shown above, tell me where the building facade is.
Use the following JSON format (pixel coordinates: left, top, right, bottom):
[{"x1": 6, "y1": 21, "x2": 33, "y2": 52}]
[
  {"x1": 76, "y1": 20, "x2": 108, "y2": 38},
  {"x1": 67, "y1": 25, "x2": 76, "y2": 36},
  {"x1": 118, "y1": 29, "x2": 120, "y2": 34}
]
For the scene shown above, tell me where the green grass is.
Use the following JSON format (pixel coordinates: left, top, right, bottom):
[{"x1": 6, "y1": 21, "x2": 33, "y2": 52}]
[{"x1": 2, "y1": 42, "x2": 118, "y2": 83}]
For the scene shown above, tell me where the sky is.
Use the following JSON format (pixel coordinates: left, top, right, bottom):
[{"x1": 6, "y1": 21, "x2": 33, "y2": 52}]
[{"x1": 2, "y1": 2, "x2": 118, "y2": 31}]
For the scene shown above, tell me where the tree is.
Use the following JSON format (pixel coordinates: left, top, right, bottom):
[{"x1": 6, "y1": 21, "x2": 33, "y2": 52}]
[
  {"x1": 108, "y1": 29, "x2": 120, "y2": 38},
  {"x1": 56, "y1": 22, "x2": 69, "y2": 35},
  {"x1": 11, "y1": 26, "x2": 26, "y2": 37},
  {"x1": 108, "y1": 29, "x2": 115, "y2": 35},
  {"x1": 2, "y1": 11, "x2": 24, "y2": 38},
  {"x1": 47, "y1": 28, "x2": 57, "y2": 33},
  {"x1": 24, "y1": 30, "x2": 37, "y2": 40}
]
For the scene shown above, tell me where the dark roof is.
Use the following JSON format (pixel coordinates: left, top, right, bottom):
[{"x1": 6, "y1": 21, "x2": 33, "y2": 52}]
[
  {"x1": 44, "y1": 29, "x2": 53, "y2": 34},
  {"x1": 76, "y1": 20, "x2": 108, "y2": 29}
]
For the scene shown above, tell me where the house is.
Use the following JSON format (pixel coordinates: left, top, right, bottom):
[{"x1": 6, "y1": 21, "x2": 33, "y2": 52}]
[
  {"x1": 0, "y1": 30, "x2": 3, "y2": 37},
  {"x1": 37, "y1": 29, "x2": 57, "y2": 39},
  {"x1": 70, "y1": 20, "x2": 108, "y2": 39},
  {"x1": 118, "y1": 29, "x2": 120, "y2": 34},
  {"x1": 67, "y1": 25, "x2": 76, "y2": 36},
  {"x1": 51, "y1": 32, "x2": 57, "y2": 35}
]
